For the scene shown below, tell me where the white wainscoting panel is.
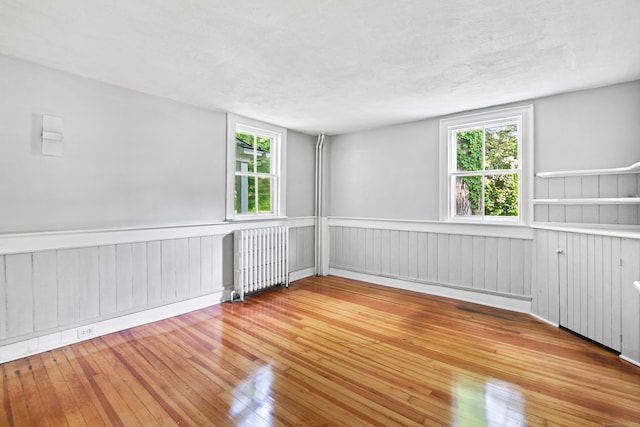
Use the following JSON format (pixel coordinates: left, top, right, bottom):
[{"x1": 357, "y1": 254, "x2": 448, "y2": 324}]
[
  {"x1": 0, "y1": 219, "x2": 316, "y2": 363},
  {"x1": 329, "y1": 220, "x2": 532, "y2": 303}
]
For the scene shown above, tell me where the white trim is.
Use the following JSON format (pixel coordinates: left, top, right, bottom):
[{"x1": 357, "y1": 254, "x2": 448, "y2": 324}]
[
  {"x1": 620, "y1": 354, "x2": 640, "y2": 368},
  {"x1": 536, "y1": 161, "x2": 640, "y2": 178},
  {"x1": 290, "y1": 267, "x2": 316, "y2": 282},
  {"x1": 328, "y1": 216, "x2": 534, "y2": 239},
  {"x1": 529, "y1": 312, "x2": 560, "y2": 328},
  {"x1": 0, "y1": 217, "x2": 315, "y2": 255},
  {"x1": 226, "y1": 113, "x2": 287, "y2": 220},
  {"x1": 330, "y1": 268, "x2": 531, "y2": 313},
  {"x1": 0, "y1": 291, "x2": 225, "y2": 364},
  {"x1": 439, "y1": 104, "x2": 534, "y2": 225},
  {"x1": 531, "y1": 223, "x2": 640, "y2": 240}
]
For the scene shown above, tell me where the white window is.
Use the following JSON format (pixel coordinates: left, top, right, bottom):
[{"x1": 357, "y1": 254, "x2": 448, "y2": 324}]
[
  {"x1": 226, "y1": 114, "x2": 287, "y2": 220},
  {"x1": 439, "y1": 105, "x2": 533, "y2": 224}
]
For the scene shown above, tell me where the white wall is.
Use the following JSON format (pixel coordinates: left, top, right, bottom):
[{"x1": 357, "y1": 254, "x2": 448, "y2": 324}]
[
  {"x1": 329, "y1": 119, "x2": 439, "y2": 220},
  {"x1": 328, "y1": 80, "x2": 640, "y2": 221},
  {"x1": 0, "y1": 54, "x2": 227, "y2": 233},
  {"x1": 286, "y1": 130, "x2": 316, "y2": 218},
  {"x1": 0, "y1": 53, "x2": 317, "y2": 231},
  {"x1": 535, "y1": 81, "x2": 640, "y2": 172}
]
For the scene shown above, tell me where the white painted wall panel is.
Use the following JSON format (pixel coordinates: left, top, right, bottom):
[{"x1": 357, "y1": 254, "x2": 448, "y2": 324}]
[
  {"x1": 620, "y1": 238, "x2": 640, "y2": 363},
  {"x1": 132, "y1": 242, "x2": 148, "y2": 308},
  {"x1": 484, "y1": 237, "x2": 498, "y2": 292},
  {"x1": 510, "y1": 239, "x2": 525, "y2": 296},
  {"x1": 389, "y1": 230, "x2": 400, "y2": 277},
  {"x1": 594, "y1": 236, "x2": 604, "y2": 343},
  {"x1": 200, "y1": 236, "x2": 213, "y2": 293},
  {"x1": 78, "y1": 247, "x2": 100, "y2": 319},
  {"x1": 497, "y1": 239, "x2": 511, "y2": 294},
  {"x1": 99, "y1": 245, "x2": 117, "y2": 315},
  {"x1": 437, "y1": 234, "x2": 449, "y2": 284},
  {"x1": 303, "y1": 226, "x2": 314, "y2": 270},
  {"x1": 460, "y1": 235, "x2": 473, "y2": 287},
  {"x1": 523, "y1": 240, "x2": 532, "y2": 297},
  {"x1": 578, "y1": 234, "x2": 589, "y2": 337},
  {"x1": 175, "y1": 239, "x2": 190, "y2": 299},
  {"x1": 472, "y1": 236, "x2": 485, "y2": 290},
  {"x1": 330, "y1": 225, "x2": 531, "y2": 301},
  {"x1": 32, "y1": 251, "x2": 58, "y2": 331},
  {"x1": 57, "y1": 249, "x2": 79, "y2": 325},
  {"x1": 116, "y1": 244, "x2": 134, "y2": 311},
  {"x1": 427, "y1": 233, "x2": 438, "y2": 283},
  {"x1": 398, "y1": 231, "x2": 409, "y2": 279},
  {"x1": 365, "y1": 229, "x2": 374, "y2": 273},
  {"x1": 355, "y1": 228, "x2": 366, "y2": 273},
  {"x1": 5, "y1": 254, "x2": 33, "y2": 337},
  {"x1": 448, "y1": 234, "x2": 462, "y2": 286},
  {"x1": 586, "y1": 234, "x2": 596, "y2": 338},
  {"x1": 417, "y1": 232, "x2": 429, "y2": 281},
  {"x1": 380, "y1": 230, "x2": 390, "y2": 276},
  {"x1": 188, "y1": 238, "x2": 201, "y2": 296},
  {"x1": 211, "y1": 235, "x2": 224, "y2": 290},
  {"x1": 408, "y1": 232, "x2": 419, "y2": 280},
  {"x1": 289, "y1": 227, "x2": 298, "y2": 270},
  {"x1": 147, "y1": 241, "x2": 162, "y2": 304},
  {"x1": 371, "y1": 229, "x2": 381, "y2": 274},
  {"x1": 611, "y1": 237, "x2": 622, "y2": 351},
  {"x1": 0, "y1": 256, "x2": 5, "y2": 340},
  {"x1": 161, "y1": 240, "x2": 177, "y2": 301}
]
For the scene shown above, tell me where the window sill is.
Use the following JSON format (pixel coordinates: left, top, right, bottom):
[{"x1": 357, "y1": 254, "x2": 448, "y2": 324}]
[{"x1": 226, "y1": 215, "x2": 289, "y2": 223}]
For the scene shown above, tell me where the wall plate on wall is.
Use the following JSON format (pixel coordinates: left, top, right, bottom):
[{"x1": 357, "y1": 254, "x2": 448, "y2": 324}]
[{"x1": 42, "y1": 115, "x2": 63, "y2": 156}]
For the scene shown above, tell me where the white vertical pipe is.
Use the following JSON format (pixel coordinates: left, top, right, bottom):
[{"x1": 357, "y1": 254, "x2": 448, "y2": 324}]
[{"x1": 314, "y1": 133, "x2": 324, "y2": 275}]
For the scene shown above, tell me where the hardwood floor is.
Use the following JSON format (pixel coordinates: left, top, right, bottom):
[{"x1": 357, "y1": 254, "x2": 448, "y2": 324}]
[{"x1": 2, "y1": 275, "x2": 639, "y2": 426}]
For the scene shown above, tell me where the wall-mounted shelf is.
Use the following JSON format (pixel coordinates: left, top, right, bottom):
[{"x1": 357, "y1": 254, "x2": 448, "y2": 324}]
[
  {"x1": 536, "y1": 161, "x2": 640, "y2": 178},
  {"x1": 533, "y1": 197, "x2": 640, "y2": 205}
]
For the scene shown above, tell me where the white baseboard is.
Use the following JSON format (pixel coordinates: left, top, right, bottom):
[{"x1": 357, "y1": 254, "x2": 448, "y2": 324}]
[
  {"x1": 330, "y1": 268, "x2": 531, "y2": 314},
  {"x1": 620, "y1": 354, "x2": 640, "y2": 368},
  {"x1": 0, "y1": 291, "x2": 225, "y2": 364},
  {"x1": 290, "y1": 267, "x2": 315, "y2": 282},
  {"x1": 529, "y1": 312, "x2": 560, "y2": 328}
]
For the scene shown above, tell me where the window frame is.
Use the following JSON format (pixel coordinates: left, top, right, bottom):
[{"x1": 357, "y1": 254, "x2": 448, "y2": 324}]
[
  {"x1": 439, "y1": 105, "x2": 533, "y2": 225},
  {"x1": 226, "y1": 114, "x2": 287, "y2": 221}
]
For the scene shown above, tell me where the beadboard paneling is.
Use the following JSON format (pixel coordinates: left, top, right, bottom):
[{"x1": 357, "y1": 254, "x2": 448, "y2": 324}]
[
  {"x1": 289, "y1": 226, "x2": 315, "y2": 272},
  {"x1": 330, "y1": 225, "x2": 532, "y2": 299},
  {"x1": 0, "y1": 221, "x2": 316, "y2": 360},
  {"x1": 535, "y1": 174, "x2": 640, "y2": 225},
  {"x1": 620, "y1": 238, "x2": 640, "y2": 363},
  {"x1": 0, "y1": 235, "x2": 230, "y2": 344},
  {"x1": 535, "y1": 229, "x2": 625, "y2": 352}
]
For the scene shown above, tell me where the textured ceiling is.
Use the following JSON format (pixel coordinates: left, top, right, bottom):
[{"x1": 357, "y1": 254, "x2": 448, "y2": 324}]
[{"x1": 1, "y1": 0, "x2": 639, "y2": 135}]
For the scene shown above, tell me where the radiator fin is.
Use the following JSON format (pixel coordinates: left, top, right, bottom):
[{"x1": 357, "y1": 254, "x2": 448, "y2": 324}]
[{"x1": 233, "y1": 226, "x2": 289, "y2": 301}]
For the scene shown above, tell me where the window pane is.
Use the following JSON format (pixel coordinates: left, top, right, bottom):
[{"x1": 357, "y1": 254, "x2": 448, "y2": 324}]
[
  {"x1": 256, "y1": 136, "x2": 272, "y2": 173},
  {"x1": 484, "y1": 174, "x2": 519, "y2": 216},
  {"x1": 234, "y1": 175, "x2": 255, "y2": 214},
  {"x1": 456, "y1": 176, "x2": 482, "y2": 216},
  {"x1": 257, "y1": 177, "x2": 272, "y2": 213},
  {"x1": 456, "y1": 129, "x2": 483, "y2": 172},
  {"x1": 485, "y1": 125, "x2": 518, "y2": 170},
  {"x1": 236, "y1": 133, "x2": 254, "y2": 172}
]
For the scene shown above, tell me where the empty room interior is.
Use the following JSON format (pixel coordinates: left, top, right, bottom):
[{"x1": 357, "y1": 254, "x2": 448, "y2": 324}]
[{"x1": 1, "y1": 1, "x2": 640, "y2": 425}]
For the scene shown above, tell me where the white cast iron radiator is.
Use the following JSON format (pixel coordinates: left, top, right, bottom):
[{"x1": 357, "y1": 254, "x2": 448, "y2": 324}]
[{"x1": 232, "y1": 226, "x2": 289, "y2": 301}]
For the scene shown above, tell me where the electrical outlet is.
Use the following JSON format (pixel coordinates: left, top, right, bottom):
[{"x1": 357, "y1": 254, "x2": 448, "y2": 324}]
[{"x1": 77, "y1": 326, "x2": 95, "y2": 339}]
